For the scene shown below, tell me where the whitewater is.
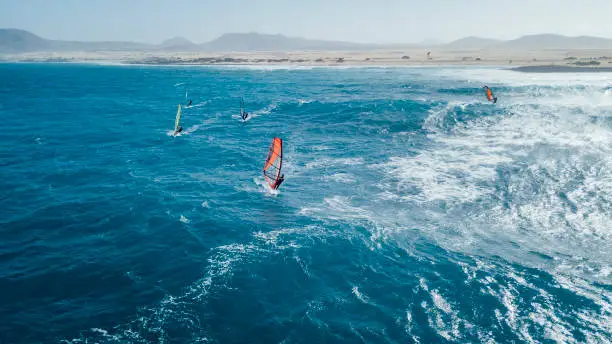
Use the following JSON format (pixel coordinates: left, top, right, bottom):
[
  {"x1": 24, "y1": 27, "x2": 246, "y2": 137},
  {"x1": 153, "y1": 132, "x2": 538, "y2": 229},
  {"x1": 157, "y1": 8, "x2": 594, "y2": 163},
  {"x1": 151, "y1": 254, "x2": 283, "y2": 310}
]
[{"x1": 0, "y1": 63, "x2": 610, "y2": 343}]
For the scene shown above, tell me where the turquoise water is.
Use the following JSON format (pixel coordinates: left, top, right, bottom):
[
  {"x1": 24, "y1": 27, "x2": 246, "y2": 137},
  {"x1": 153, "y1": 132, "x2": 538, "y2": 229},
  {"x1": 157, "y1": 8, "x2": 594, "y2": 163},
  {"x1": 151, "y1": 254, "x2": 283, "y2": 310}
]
[{"x1": 0, "y1": 63, "x2": 610, "y2": 343}]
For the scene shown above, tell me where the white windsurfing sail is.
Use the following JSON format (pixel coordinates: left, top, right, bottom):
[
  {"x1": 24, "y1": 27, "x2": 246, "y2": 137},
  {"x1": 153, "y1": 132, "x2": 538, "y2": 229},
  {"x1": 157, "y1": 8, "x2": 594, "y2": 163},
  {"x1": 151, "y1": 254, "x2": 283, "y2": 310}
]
[{"x1": 174, "y1": 104, "x2": 182, "y2": 132}]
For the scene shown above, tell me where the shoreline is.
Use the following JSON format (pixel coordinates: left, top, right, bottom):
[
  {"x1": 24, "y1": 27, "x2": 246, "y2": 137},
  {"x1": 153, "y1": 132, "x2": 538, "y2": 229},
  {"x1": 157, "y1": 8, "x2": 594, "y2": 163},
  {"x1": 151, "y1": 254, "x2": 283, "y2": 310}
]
[
  {"x1": 510, "y1": 65, "x2": 612, "y2": 73},
  {"x1": 3, "y1": 49, "x2": 612, "y2": 72},
  {"x1": 5, "y1": 60, "x2": 612, "y2": 73},
  {"x1": 0, "y1": 60, "x2": 513, "y2": 70}
]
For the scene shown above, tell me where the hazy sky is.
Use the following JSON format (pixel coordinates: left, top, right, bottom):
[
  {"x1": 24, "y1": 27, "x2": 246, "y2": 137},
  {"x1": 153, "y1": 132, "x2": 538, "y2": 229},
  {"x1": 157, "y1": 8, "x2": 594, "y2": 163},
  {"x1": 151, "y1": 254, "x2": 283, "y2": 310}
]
[{"x1": 1, "y1": 0, "x2": 611, "y2": 43}]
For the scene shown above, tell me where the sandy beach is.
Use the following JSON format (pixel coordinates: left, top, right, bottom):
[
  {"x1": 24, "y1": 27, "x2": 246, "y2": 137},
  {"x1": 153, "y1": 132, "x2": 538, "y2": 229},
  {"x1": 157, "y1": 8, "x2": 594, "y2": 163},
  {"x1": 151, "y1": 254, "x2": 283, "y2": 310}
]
[{"x1": 3, "y1": 48, "x2": 612, "y2": 70}]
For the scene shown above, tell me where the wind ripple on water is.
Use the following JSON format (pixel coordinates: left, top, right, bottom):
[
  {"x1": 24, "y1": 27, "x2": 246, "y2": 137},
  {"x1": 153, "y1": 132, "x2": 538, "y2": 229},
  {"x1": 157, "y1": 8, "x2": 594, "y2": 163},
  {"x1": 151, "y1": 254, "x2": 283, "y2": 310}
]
[{"x1": 0, "y1": 64, "x2": 609, "y2": 343}]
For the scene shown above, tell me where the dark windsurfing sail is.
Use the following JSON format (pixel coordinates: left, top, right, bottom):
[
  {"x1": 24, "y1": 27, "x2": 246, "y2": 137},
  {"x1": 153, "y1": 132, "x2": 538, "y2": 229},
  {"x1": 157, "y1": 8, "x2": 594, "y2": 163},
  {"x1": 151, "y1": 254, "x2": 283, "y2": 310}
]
[
  {"x1": 263, "y1": 137, "x2": 283, "y2": 188},
  {"x1": 240, "y1": 98, "x2": 248, "y2": 120}
]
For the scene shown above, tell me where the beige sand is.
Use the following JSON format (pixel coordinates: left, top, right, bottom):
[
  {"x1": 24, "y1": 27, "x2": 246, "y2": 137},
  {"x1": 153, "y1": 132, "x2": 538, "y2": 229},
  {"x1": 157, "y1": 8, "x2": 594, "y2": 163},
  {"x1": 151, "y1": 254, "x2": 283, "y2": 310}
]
[{"x1": 3, "y1": 48, "x2": 612, "y2": 67}]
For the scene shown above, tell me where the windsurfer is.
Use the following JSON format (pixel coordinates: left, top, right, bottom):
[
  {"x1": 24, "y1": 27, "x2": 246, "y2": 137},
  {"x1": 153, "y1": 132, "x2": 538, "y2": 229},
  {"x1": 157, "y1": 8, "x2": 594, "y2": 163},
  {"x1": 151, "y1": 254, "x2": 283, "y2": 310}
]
[
  {"x1": 274, "y1": 174, "x2": 285, "y2": 189},
  {"x1": 263, "y1": 137, "x2": 283, "y2": 190},
  {"x1": 240, "y1": 98, "x2": 249, "y2": 121},
  {"x1": 483, "y1": 86, "x2": 498, "y2": 103}
]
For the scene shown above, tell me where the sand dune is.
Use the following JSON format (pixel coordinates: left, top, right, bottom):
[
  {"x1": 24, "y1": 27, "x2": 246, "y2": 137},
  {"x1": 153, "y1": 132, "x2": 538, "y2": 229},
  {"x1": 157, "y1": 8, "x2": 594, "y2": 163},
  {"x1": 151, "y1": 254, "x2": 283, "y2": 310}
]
[{"x1": 3, "y1": 48, "x2": 612, "y2": 70}]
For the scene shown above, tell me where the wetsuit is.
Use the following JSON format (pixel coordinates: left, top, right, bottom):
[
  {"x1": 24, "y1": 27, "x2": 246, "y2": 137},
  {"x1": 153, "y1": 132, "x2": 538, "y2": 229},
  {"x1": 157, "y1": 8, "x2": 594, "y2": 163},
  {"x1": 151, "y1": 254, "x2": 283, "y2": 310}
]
[{"x1": 274, "y1": 174, "x2": 285, "y2": 189}]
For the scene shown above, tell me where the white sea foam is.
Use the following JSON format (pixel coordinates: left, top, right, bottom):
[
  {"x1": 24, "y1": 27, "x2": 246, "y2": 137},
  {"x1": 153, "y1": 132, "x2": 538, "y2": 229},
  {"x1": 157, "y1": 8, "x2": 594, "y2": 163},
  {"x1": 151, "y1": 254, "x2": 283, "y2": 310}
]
[
  {"x1": 183, "y1": 100, "x2": 209, "y2": 109},
  {"x1": 304, "y1": 157, "x2": 364, "y2": 169},
  {"x1": 354, "y1": 73, "x2": 612, "y2": 343},
  {"x1": 63, "y1": 66, "x2": 611, "y2": 344},
  {"x1": 322, "y1": 173, "x2": 356, "y2": 183},
  {"x1": 351, "y1": 286, "x2": 369, "y2": 304},
  {"x1": 231, "y1": 103, "x2": 277, "y2": 122},
  {"x1": 253, "y1": 177, "x2": 279, "y2": 196},
  {"x1": 459, "y1": 258, "x2": 611, "y2": 344},
  {"x1": 432, "y1": 67, "x2": 612, "y2": 89},
  {"x1": 379, "y1": 78, "x2": 612, "y2": 272},
  {"x1": 254, "y1": 103, "x2": 277, "y2": 115},
  {"x1": 65, "y1": 223, "x2": 334, "y2": 343},
  {"x1": 299, "y1": 196, "x2": 371, "y2": 223},
  {"x1": 417, "y1": 278, "x2": 477, "y2": 342}
]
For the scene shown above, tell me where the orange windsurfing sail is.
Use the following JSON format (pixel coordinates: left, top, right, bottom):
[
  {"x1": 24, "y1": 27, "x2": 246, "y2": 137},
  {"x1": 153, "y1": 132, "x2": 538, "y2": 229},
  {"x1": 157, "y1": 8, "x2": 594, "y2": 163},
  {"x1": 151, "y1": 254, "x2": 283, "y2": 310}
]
[
  {"x1": 263, "y1": 137, "x2": 283, "y2": 188},
  {"x1": 484, "y1": 86, "x2": 497, "y2": 103}
]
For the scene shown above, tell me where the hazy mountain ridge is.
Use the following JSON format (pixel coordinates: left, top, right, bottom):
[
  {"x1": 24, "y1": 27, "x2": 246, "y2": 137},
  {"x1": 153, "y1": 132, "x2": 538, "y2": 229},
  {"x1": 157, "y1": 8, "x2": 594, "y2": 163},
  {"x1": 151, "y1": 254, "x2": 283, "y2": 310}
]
[
  {"x1": 160, "y1": 37, "x2": 198, "y2": 50},
  {"x1": 202, "y1": 32, "x2": 370, "y2": 51},
  {"x1": 446, "y1": 34, "x2": 612, "y2": 50},
  {"x1": 0, "y1": 29, "x2": 150, "y2": 52},
  {"x1": 445, "y1": 36, "x2": 503, "y2": 50},
  {"x1": 501, "y1": 34, "x2": 612, "y2": 49},
  {"x1": 2, "y1": 28, "x2": 612, "y2": 53},
  {"x1": 0, "y1": 29, "x2": 50, "y2": 52}
]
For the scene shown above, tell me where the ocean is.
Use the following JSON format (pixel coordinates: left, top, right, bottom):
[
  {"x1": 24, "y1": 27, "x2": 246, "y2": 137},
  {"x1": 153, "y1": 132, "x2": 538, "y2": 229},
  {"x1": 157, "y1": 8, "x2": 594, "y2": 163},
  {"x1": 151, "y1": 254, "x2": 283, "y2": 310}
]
[{"x1": 0, "y1": 63, "x2": 610, "y2": 343}]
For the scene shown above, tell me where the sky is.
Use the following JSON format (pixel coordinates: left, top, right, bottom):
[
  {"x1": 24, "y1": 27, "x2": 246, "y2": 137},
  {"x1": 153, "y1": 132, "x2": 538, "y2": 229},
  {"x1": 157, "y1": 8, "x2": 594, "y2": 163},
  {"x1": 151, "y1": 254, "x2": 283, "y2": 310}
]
[{"x1": 1, "y1": 0, "x2": 611, "y2": 44}]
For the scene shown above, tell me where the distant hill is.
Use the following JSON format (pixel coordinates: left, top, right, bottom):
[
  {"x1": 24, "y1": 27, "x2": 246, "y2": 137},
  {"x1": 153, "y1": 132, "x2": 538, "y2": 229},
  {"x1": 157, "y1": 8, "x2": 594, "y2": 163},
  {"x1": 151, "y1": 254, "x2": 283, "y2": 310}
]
[
  {"x1": 443, "y1": 34, "x2": 612, "y2": 50},
  {"x1": 497, "y1": 34, "x2": 612, "y2": 50},
  {"x1": 51, "y1": 40, "x2": 150, "y2": 52},
  {"x1": 160, "y1": 37, "x2": 198, "y2": 51},
  {"x1": 419, "y1": 38, "x2": 444, "y2": 46},
  {"x1": 444, "y1": 36, "x2": 502, "y2": 50},
  {"x1": 2, "y1": 29, "x2": 612, "y2": 53},
  {"x1": 161, "y1": 37, "x2": 194, "y2": 47},
  {"x1": 0, "y1": 29, "x2": 373, "y2": 53},
  {"x1": 200, "y1": 32, "x2": 368, "y2": 51},
  {"x1": 0, "y1": 29, "x2": 50, "y2": 52},
  {"x1": 0, "y1": 28, "x2": 150, "y2": 52}
]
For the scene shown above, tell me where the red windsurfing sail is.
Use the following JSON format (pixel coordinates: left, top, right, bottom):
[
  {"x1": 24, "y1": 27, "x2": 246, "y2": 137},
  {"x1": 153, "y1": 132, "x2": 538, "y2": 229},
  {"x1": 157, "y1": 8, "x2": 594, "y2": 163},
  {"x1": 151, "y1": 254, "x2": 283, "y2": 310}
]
[
  {"x1": 484, "y1": 86, "x2": 497, "y2": 103},
  {"x1": 263, "y1": 137, "x2": 283, "y2": 188}
]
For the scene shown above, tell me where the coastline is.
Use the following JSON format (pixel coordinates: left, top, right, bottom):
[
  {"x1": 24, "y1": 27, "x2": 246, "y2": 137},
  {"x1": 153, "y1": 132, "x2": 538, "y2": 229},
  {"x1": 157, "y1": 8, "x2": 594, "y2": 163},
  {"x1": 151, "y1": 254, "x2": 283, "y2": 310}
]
[
  {"x1": 3, "y1": 49, "x2": 612, "y2": 72},
  {"x1": 509, "y1": 65, "x2": 612, "y2": 73}
]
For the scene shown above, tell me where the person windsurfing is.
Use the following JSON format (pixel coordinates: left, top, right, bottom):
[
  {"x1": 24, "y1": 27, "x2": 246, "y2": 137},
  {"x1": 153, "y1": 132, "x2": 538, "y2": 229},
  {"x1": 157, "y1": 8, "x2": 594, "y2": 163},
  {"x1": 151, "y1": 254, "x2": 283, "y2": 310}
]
[
  {"x1": 173, "y1": 104, "x2": 183, "y2": 136},
  {"x1": 240, "y1": 98, "x2": 249, "y2": 121},
  {"x1": 263, "y1": 137, "x2": 284, "y2": 190},
  {"x1": 273, "y1": 174, "x2": 285, "y2": 190},
  {"x1": 184, "y1": 89, "x2": 191, "y2": 107},
  {"x1": 483, "y1": 86, "x2": 497, "y2": 104}
]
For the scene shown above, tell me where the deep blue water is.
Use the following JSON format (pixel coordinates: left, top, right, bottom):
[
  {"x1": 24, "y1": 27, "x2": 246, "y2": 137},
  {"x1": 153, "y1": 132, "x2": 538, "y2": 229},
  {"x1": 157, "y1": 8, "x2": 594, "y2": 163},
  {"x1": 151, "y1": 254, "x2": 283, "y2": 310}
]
[{"x1": 0, "y1": 63, "x2": 610, "y2": 343}]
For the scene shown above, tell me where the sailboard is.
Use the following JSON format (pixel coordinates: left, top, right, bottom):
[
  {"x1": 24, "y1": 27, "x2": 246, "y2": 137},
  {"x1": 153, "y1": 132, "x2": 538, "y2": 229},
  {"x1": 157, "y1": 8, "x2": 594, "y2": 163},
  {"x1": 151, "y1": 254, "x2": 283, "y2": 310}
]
[
  {"x1": 174, "y1": 104, "x2": 182, "y2": 132},
  {"x1": 263, "y1": 137, "x2": 283, "y2": 188},
  {"x1": 240, "y1": 98, "x2": 250, "y2": 121}
]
